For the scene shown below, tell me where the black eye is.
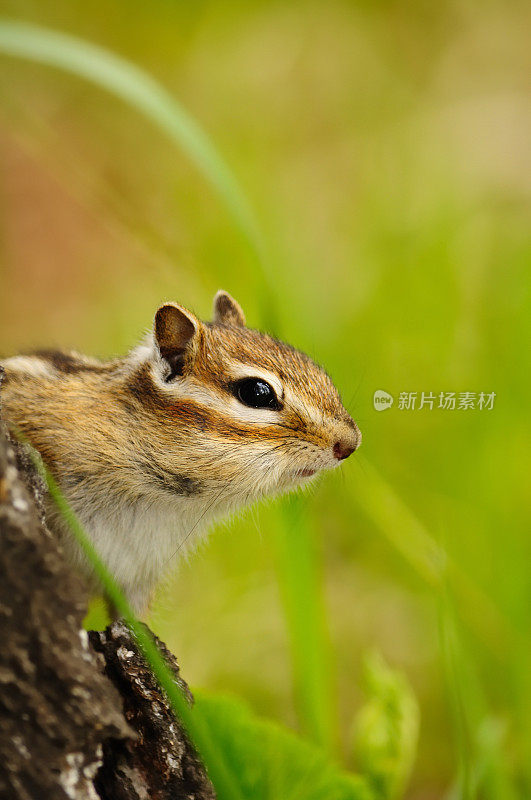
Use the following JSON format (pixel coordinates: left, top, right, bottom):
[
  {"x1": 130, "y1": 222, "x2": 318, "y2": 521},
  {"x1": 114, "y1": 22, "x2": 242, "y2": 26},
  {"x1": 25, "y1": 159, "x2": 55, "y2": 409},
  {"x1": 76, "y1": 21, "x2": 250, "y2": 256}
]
[{"x1": 233, "y1": 378, "x2": 281, "y2": 410}]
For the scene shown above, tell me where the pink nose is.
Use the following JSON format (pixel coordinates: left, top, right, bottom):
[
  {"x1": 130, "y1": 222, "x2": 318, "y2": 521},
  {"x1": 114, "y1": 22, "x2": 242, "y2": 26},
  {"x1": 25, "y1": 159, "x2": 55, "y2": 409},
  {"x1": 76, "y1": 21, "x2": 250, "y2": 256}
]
[{"x1": 333, "y1": 440, "x2": 356, "y2": 460}]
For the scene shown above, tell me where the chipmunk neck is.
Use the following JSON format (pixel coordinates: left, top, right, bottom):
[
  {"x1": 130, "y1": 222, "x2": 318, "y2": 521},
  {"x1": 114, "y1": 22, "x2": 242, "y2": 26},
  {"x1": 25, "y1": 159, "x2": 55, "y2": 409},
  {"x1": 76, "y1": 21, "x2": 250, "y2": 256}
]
[{"x1": 1, "y1": 350, "x2": 232, "y2": 612}]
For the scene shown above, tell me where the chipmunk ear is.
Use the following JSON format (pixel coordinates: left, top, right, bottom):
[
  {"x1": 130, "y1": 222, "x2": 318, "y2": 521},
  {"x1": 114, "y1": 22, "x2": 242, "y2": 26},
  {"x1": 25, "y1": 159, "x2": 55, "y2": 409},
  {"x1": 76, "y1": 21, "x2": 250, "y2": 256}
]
[
  {"x1": 212, "y1": 290, "x2": 246, "y2": 327},
  {"x1": 154, "y1": 303, "x2": 200, "y2": 380}
]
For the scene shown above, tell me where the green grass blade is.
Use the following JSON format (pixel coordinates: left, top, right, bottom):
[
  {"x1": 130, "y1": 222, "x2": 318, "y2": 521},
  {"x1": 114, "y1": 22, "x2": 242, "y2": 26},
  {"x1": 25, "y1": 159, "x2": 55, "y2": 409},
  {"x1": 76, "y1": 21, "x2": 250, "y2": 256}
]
[
  {"x1": 26, "y1": 449, "x2": 245, "y2": 800},
  {"x1": 438, "y1": 581, "x2": 520, "y2": 800},
  {"x1": 351, "y1": 459, "x2": 519, "y2": 655},
  {"x1": 275, "y1": 495, "x2": 336, "y2": 755},
  {"x1": 0, "y1": 19, "x2": 264, "y2": 268}
]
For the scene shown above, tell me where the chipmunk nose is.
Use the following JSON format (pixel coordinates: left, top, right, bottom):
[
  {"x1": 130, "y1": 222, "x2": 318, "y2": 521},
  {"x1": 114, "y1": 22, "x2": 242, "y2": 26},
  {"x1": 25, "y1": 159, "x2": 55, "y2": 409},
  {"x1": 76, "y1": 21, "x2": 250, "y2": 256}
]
[{"x1": 333, "y1": 438, "x2": 358, "y2": 461}]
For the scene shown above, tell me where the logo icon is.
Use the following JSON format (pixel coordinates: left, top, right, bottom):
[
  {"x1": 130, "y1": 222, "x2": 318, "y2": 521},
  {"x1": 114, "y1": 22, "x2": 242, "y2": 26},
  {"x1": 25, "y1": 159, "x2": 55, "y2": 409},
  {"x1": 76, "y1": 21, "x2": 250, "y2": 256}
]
[{"x1": 373, "y1": 390, "x2": 394, "y2": 411}]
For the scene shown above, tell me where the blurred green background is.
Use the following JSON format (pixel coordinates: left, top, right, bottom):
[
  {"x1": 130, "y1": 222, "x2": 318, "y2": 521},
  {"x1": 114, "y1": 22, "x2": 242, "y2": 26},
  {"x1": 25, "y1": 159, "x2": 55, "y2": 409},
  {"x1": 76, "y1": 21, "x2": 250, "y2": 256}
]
[{"x1": 0, "y1": 1, "x2": 529, "y2": 798}]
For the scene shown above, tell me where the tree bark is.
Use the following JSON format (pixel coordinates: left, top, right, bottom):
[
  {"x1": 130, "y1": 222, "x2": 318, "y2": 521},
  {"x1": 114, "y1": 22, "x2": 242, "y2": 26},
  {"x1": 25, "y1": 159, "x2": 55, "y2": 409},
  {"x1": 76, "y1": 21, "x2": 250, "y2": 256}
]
[
  {"x1": 89, "y1": 623, "x2": 214, "y2": 800},
  {"x1": 0, "y1": 373, "x2": 215, "y2": 799}
]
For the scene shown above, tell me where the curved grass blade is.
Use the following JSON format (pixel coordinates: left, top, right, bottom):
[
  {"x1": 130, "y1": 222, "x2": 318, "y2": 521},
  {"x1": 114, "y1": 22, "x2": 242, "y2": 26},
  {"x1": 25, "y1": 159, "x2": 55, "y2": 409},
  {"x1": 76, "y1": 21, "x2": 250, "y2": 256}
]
[
  {"x1": 0, "y1": 20, "x2": 268, "y2": 282},
  {"x1": 22, "y1": 443, "x2": 245, "y2": 800}
]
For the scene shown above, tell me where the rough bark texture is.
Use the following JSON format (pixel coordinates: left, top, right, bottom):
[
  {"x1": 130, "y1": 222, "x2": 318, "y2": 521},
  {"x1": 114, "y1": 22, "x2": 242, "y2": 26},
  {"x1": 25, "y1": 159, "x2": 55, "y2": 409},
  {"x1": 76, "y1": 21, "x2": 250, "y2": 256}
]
[
  {"x1": 0, "y1": 422, "x2": 130, "y2": 800},
  {"x1": 0, "y1": 372, "x2": 215, "y2": 799},
  {"x1": 90, "y1": 623, "x2": 215, "y2": 800}
]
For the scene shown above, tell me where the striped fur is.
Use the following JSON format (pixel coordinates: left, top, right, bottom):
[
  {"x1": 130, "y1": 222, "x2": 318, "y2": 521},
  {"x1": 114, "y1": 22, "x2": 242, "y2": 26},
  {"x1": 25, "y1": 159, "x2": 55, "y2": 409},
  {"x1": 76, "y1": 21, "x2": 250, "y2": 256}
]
[{"x1": 0, "y1": 292, "x2": 360, "y2": 613}]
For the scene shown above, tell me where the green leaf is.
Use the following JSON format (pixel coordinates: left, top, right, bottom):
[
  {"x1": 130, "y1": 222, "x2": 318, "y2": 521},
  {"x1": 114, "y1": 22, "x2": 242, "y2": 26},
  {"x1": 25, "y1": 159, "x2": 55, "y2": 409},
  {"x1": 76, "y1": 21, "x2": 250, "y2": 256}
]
[
  {"x1": 194, "y1": 690, "x2": 374, "y2": 800},
  {"x1": 352, "y1": 653, "x2": 419, "y2": 800}
]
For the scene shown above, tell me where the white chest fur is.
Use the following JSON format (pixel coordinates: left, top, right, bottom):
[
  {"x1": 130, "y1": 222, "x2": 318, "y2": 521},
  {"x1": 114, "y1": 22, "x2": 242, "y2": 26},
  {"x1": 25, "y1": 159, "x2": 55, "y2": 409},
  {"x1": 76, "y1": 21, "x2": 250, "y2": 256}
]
[{"x1": 48, "y1": 488, "x2": 222, "y2": 614}]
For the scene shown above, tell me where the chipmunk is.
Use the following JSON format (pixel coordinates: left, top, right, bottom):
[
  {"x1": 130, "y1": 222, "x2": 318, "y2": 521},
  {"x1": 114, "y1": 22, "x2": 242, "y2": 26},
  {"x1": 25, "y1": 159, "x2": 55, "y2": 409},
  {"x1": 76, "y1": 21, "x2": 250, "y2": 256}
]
[{"x1": 0, "y1": 291, "x2": 361, "y2": 613}]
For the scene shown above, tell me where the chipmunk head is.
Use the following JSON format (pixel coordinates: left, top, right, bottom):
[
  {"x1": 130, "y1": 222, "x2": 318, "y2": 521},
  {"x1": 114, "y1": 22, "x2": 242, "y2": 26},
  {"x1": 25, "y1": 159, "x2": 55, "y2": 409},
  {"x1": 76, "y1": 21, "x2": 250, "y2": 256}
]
[{"x1": 131, "y1": 291, "x2": 360, "y2": 508}]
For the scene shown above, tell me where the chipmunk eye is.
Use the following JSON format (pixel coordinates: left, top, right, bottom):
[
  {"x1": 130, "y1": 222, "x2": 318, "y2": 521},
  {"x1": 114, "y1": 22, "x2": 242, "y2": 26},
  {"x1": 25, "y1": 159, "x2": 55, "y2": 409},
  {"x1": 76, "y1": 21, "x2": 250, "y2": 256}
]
[{"x1": 234, "y1": 378, "x2": 281, "y2": 410}]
